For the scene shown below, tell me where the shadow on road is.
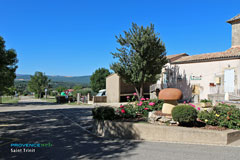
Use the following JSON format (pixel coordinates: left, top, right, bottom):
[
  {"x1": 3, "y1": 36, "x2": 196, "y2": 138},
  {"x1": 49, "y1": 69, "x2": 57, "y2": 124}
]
[{"x1": 0, "y1": 108, "x2": 141, "y2": 159}]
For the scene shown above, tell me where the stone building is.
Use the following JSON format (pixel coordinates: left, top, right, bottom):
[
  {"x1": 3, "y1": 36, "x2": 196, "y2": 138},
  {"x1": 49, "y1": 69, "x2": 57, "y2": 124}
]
[
  {"x1": 106, "y1": 74, "x2": 150, "y2": 103},
  {"x1": 151, "y1": 14, "x2": 240, "y2": 102}
]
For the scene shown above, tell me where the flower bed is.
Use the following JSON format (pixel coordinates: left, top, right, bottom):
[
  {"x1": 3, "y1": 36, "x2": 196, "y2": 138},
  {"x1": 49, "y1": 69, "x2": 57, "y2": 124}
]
[
  {"x1": 92, "y1": 98, "x2": 240, "y2": 145},
  {"x1": 198, "y1": 103, "x2": 240, "y2": 130},
  {"x1": 92, "y1": 95, "x2": 240, "y2": 131}
]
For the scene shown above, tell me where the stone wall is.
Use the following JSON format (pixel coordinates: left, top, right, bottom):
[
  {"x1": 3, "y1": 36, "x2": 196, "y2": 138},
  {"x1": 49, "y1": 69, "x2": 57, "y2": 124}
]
[
  {"x1": 232, "y1": 21, "x2": 240, "y2": 47},
  {"x1": 92, "y1": 120, "x2": 240, "y2": 145}
]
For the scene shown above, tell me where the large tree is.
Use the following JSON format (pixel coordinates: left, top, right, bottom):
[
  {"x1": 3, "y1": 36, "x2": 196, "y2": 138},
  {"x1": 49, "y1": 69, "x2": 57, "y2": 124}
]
[
  {"x1": 28, "y1": 72, "x2": 50, "y2": 98},
  {"x1": 90, "y1": 68, "x2": 110, "y2": 93},
  {"x1": 0, "y1": 36, "x2": 18, "y2": 103},
  {"x1": 111, "y1": 23, "x2": 167, "y2": 100}
]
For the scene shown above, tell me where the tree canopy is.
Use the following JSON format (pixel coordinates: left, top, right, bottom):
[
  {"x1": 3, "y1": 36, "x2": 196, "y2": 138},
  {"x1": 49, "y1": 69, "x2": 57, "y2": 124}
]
[
  {"x1": 28, "y1": 72, "x2": 50, "y2": 98},
  {"x1": 90, "y1": 68, "x2": 110, "y2": 93},
  {"x1": 110, "y1": 23, "x2": 167, "y2": 99},
  {"x1": 0, "y1": 36, "x2": 18, "y2": 97}
]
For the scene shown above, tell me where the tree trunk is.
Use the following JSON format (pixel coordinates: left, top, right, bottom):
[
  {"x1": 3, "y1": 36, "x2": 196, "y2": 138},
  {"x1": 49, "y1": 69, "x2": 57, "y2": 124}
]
[
  {"x1": 140, "y1": 83, "x2": 144, "y2": 99},
  {"x1": 0, "y1": 96, "x2": 2, "y2": 104},
  {"x1": 135, "y1": 83, "x2": 144, "y2": 101},
  {"x1": 134, "y1": 87, "x2": 140, "y2": 101}
]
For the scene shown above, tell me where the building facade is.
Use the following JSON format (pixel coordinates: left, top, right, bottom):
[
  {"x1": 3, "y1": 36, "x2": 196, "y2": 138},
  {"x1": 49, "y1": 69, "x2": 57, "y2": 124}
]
[{"x1": 152, "y1": 14, "x2": 240, "y2": 102}]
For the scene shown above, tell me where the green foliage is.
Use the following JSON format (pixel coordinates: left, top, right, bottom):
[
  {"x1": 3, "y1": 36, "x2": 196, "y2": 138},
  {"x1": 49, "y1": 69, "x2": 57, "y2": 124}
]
[
  {"x1": 90, "y1": 68, "x2": 110, "y2": 92},
  {"x1": 110, "y1": 23, "x2": 167, "y2": 99},
  {"x1": 198, "y1": 103, "x2": 240, "y2": 129},
  {"x1": 73, "y1": 88, "x2": 92, "y2": 97},
  {"x1": 2, "y1": 96, "x2": 19, "y2": 103},
  {"x1": 116, "y1": 104, "x2": 138, "y2": 118},
  {"x1": 15, "y1": 81, "x2": 28, "y2": 95},
  {"x1": 50, "y1": 91, "x2": 58, "y2": 96},
  {"x1": 56, "y1": 86, "x2": 68, "y2": 94},
  {"x1": 73, "y1": 85, "x2": 82, "y2": 90},
  {"x1": 200, "y1": 99, "x2": 212, "y2": 103},
  {"x1": 0, "y1": 36, "x2": 18, "y2": 96},
  {"x1": 92, "y1": 106, "x2": 115, "y2": 120},
  {"x1": 28, "y1": 72, "x2": 50, "y2": 98},
  {"x1": 4, "y1": 86, "x2": 16, "y2": 96},
  {"x1": 148, "y1": 99, "x2": 163, "y2": 111},
  {"x1": 172, "y1": 105, "x2": 198, "y2": 125},
  {"x1": 116, "y1": 98, "x2": 163, "y2": 119},
  {"x1": 198, "y1": 111, "x2": 219, "y2": 126}
]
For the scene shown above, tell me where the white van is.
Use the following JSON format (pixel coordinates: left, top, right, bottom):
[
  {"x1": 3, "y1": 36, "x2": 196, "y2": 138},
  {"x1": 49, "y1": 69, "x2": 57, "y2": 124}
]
[{"x1": 96, "y1": 89, "x2": 106, "y2": 96}]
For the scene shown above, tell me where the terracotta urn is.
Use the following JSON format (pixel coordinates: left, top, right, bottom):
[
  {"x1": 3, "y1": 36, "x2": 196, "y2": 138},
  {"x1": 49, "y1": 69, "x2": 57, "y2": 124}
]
[{"x1": 158, "y1": 88, "x2": 182, "y2": 114}]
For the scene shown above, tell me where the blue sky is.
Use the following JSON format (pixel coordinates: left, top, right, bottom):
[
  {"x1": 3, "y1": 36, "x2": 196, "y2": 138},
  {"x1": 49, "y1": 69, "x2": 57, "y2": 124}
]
[{"x1": 0, "y1": 0, "x2": 239, "y2": 76}]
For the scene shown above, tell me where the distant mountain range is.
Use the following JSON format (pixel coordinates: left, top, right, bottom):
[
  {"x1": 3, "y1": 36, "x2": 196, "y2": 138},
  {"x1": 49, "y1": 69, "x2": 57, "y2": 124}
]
[{"x1": 16, "y1": 74, "x2": 91, "y2": 85}]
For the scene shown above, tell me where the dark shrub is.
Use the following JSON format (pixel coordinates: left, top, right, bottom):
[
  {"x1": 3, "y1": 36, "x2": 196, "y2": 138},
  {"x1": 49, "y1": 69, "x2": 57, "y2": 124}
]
[
  {"x1": 56, "y1": 96, "x2": 67, "y2": 104},
  {"x1": 92, "y1": 106, "x2": 115, "y2": 120},
  {"x1": 172, "y1": 105, "x2": 198, "y2": 126}
]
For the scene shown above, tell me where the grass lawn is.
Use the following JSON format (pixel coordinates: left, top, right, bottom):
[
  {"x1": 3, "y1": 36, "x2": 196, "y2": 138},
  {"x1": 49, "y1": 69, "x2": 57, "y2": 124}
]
[
  {"x1": 1, "y1": 96, "x2": 19, "y2": 103},
  {"x1": 40, "y1": 97, "x2": 57, "y2": 103}
]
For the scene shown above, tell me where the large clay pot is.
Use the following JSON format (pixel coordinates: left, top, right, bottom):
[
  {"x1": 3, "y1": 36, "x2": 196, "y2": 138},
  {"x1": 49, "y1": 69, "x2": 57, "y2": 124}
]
[
  {"x1": 158, "y1": 88, "x2": 182, "y2": 100},
  {"x1": 158, "y1": 88, "x2": 182, "y2": 114}
]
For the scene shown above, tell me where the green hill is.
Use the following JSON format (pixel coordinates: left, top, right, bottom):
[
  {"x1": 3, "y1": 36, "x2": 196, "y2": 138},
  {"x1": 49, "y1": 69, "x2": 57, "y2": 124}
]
[{"x1": 16, "y1": 74, "x2": 91, "y2": 85}]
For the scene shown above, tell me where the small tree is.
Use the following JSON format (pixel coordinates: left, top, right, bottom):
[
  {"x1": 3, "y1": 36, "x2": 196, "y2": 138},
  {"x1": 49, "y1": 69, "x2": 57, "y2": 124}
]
[
  {"x1": 111, "y1": 23, "x2": 167, "y2": 100},
  {"x1": 28, "y1": 72, "x2": 50, "y2": 98},
  {"x1": 90, "y1": 68, "x2": 110, "y2": 92},
  {"x1": 0, "y1": 36, "x2": 18, "y2": 103},
  {"x1": 56, "y1": 86, "x2": 67, "y2": 94}
]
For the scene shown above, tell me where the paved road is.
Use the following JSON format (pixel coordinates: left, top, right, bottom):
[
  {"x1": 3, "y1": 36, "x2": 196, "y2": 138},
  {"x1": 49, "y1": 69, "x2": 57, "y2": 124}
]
[{"x1": 0, "y1": 97, "x2": 240, "y2": 160}]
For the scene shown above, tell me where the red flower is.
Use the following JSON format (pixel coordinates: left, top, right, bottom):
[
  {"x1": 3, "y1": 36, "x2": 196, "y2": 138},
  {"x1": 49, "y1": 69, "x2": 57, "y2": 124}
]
[
  {"x1": 141, "y1": 98, "x2": 145, "y2": 101},
  {"x1": 120, "y1": 105, "x2": 124, "y2": 108},
  {"x1": 121, "y1": 109, "x2": 125, "y2": 113},
  {"x1": 137, "y1": 101, "x2": 143, "y2": 106},
  {"x1": 126, "y1": 96, "x2": 130, "y2": 99},
  {"x1": 149, "y1": 102, "x2": 155, "y2": 106},
  {"x1": 144, "y1": 108, "x2": 149, "y2": 110}
]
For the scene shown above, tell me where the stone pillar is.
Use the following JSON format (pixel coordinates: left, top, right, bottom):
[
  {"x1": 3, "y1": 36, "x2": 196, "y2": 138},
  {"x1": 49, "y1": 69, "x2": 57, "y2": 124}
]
[
  {"x1": 225, "y1": 92, "x2": 229, "y2": 101},
  {"x1": 77, "y1": 93, "x2": 81, "y2": 104}
]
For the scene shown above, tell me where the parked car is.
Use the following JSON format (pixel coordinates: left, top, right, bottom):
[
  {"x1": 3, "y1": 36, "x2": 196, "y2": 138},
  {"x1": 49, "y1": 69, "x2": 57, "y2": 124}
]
[{"x1": 96, "y1": 89, "x2": 106, "y2": 96}]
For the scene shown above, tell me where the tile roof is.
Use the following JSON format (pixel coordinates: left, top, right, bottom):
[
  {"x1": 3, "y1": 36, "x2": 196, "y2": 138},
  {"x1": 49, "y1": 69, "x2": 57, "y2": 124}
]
[
  {"x1": 166, "y1": 53, "x2": 188, "y2": 62},
  {"x1": 227, "y1": 14, "x2": 240, "y2": 23},
  {"x1": 172, "y1": 47, "x2": 240, "y2": 64}
]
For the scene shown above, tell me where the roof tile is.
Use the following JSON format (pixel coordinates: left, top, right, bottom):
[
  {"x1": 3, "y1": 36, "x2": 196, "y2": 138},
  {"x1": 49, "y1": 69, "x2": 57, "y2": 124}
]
[
  {"x1": 227, "y1": 14, "x2": 240, "y2": 23},
  {"x1": 172, "y1": 47, "x2": 240, "y2": 64}
]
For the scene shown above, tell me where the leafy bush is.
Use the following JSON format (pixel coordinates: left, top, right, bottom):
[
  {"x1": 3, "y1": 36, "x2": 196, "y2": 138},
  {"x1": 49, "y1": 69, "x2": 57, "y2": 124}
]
[
  {"x1": 198, "y1": 103, "x2": 240, "y2": 129},
  {"x1": 147, "y1": 99, "x2": 163, "y2": 111},
  {"x1": 116, "y1": 104, "x2": 138, "y2": 118},
  {"x1": 172, "y1": 105, "x2": 198, "y2": 125},
  {"x1": 92, "y1": 106, "x2": 115, "y2": 120},
  {"x1": 200, "y1": 99, "x2": 212, "y2": 103},
  {"x1": 198, "y1": 110, "x2": 219, "y2": 126},
  {"x1": 115, "y1": 98, "x2": 163, "y2": 119}
]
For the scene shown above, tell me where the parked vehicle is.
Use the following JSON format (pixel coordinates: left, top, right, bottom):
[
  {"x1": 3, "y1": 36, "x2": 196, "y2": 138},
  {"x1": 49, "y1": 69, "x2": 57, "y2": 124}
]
[{"x1": 96, "y1": 89, "x2": 106, "y2": 96}]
